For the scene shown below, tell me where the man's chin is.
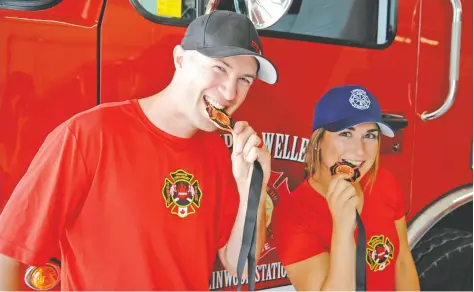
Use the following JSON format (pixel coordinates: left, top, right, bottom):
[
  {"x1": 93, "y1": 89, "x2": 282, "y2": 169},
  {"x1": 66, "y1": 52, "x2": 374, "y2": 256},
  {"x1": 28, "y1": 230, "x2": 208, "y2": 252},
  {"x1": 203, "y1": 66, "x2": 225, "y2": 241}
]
[
  {"x1": 200, "y1": 127, "x2": 217, "y2": 133},
  {"x1": 199, "y1": 121, "x2": 219, "y2": 133}
]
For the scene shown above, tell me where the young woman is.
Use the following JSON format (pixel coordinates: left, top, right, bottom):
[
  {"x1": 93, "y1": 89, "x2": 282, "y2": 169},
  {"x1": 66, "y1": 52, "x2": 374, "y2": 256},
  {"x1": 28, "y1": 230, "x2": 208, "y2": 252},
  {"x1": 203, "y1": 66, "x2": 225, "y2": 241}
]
[{"x1": 273, "y1": 85, "x2": 420, "y2": 291}]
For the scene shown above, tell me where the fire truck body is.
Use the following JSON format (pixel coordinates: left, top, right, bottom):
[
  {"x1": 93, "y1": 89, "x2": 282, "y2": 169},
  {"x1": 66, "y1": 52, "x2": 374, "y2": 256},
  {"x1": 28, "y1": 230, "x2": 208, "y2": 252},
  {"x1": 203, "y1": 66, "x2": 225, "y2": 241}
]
[{"x1": 0, "y1": 0, "x2": 472, "y2": 290}]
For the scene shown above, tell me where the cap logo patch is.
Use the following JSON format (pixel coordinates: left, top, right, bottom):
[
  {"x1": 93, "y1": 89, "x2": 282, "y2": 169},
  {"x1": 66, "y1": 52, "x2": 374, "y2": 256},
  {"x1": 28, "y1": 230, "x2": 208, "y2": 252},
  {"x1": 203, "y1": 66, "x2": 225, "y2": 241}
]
[
  {"x1": 251, "y1": 40, "x2": 261, "y2": 55},
  {"x1": 349, "y1": 89, "x2": 371, "y2": 110}
]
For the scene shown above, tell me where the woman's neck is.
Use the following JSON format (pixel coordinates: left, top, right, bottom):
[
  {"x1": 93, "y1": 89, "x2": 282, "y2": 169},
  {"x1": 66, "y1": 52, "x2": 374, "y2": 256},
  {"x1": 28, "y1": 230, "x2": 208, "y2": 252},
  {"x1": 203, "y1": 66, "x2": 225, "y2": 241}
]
[{"x1": 309, "y1": 167, "x2": 333, "y2": 195}]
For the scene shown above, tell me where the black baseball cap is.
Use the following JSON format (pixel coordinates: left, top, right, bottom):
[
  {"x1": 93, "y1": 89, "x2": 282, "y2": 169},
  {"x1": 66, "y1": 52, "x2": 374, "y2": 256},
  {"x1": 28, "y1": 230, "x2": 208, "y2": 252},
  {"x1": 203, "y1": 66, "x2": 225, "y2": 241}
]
[{"x1": 181, "y1": 10, "x2": 278, "y2": 84}]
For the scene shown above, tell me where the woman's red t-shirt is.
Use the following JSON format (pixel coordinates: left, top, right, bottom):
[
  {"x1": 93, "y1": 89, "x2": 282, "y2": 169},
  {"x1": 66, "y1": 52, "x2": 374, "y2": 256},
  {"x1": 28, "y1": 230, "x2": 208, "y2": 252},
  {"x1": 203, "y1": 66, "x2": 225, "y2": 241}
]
[{"x1": 273, "y1": 168, "x2": 405, "y2": 291}]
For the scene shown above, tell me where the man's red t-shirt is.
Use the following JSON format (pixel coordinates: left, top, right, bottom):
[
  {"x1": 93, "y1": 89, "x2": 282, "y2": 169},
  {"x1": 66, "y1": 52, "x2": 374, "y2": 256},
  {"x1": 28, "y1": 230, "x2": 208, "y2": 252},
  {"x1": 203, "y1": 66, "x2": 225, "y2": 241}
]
[
  {"x1": 0, "y1": 99, "x2": 240, "y2": 290},
  {"x1": 273, "y1": 168, "x2": 405, "y2": 291}
]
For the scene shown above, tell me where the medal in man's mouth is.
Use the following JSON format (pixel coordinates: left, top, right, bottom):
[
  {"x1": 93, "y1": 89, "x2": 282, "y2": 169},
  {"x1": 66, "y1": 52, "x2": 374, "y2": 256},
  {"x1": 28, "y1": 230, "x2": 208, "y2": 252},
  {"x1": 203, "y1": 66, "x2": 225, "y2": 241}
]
[{"x1": 204, "y1": 96, "x2": 234, "y2": 133}]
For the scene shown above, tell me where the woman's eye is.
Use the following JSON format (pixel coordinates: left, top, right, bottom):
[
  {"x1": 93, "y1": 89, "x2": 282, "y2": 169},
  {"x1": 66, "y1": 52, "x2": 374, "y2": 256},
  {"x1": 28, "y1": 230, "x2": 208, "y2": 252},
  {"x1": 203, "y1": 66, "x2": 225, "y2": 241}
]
[
  {"x1": 365, "y1": 133, "x2": 378, "y2": 139},
  {"x1": 339, "y1": 131, "x2": 351, "y2": 137}
]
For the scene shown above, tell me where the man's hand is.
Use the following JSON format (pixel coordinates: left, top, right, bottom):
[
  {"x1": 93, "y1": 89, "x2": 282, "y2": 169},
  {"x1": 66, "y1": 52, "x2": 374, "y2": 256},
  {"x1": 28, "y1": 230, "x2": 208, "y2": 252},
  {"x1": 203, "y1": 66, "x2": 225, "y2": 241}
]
[
  {"x1": 231, "y1": 121, "x2": 271, "y2": 189},
  {"x1": 0, "y1": 254, "x2": 21, "y2": 291},
  {"x1": 219, "y1": 122, "x2": 270, "y2": 276}
]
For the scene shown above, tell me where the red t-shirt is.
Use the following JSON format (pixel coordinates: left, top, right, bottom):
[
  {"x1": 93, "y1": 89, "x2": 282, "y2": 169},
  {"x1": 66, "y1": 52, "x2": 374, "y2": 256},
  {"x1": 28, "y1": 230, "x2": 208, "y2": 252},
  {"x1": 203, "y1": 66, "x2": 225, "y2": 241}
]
[
  {"x1": 0, "y1": 99, "x2": 240, "y2": 290},
  {"x1": 273, "y1": 168, "x2": 405, "y2": 291}
]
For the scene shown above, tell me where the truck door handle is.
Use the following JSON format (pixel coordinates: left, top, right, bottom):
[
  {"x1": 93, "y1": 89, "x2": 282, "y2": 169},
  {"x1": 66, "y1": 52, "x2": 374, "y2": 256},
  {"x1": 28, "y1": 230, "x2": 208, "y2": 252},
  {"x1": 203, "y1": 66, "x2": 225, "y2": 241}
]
[
  {"x1": 382, "y1": 113, "x2": 408, "y2": 132},
  {"x1": 421, "y1": 0, "x2": 462, "y2": 121}
]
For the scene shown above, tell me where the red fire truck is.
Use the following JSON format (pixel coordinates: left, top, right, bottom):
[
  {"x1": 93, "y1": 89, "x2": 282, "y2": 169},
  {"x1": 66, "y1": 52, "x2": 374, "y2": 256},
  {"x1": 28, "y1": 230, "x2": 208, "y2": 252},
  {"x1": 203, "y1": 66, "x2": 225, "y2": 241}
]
[{"x1": 0, "y1": 0, "x2": 472, "y2": 290}]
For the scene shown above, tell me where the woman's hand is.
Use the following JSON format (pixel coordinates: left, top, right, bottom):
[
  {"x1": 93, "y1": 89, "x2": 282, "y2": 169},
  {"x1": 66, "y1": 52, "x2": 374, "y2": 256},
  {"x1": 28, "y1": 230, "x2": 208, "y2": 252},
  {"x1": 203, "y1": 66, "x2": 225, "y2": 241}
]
[{"x1": 325, "y1": 173, "x2": 359, "y2": 234}]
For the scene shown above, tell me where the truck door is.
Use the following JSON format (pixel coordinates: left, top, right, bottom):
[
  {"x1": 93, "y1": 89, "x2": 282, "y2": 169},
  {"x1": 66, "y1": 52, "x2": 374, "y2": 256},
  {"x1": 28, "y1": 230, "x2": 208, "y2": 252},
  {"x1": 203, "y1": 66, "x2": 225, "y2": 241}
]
[
  {"x1": 410, "y1": 0, "x2": 472, "y2": 218},
  {"x1": 0, "y1": 0, "x2": 106, "y2": 205},
  {"x1": 99, "y1": 0, "x2": 417, "y2": 290},
  {"x1": 0, "y1": 0, "x2": 105, "y2": 289}
]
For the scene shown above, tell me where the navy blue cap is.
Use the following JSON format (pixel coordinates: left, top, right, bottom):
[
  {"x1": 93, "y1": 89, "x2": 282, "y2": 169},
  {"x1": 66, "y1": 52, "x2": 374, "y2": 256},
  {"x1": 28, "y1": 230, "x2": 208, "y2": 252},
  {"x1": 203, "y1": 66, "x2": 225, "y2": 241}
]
[{"x1": 312, "y1": 85, "x2": 394, "y2": 137}]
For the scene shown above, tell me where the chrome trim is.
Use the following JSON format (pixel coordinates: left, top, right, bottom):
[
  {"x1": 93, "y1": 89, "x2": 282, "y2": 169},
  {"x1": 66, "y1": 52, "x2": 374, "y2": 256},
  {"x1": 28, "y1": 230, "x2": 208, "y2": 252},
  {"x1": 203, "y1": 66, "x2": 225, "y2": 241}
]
[
  {"x1": 421, "y1": 0, "x2": 462, "y2": 121},
  {"x1": 24, "y1": 266, "x2": 38, "y2": 291},
  {"x1": 408, "y1": 185, "x2": 473, "y2": 250}
]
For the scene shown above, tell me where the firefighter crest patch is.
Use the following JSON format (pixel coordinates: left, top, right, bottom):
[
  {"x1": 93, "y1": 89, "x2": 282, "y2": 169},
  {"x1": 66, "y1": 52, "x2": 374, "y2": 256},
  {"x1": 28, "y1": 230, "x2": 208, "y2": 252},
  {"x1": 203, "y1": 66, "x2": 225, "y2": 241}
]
[
  {"x1": 366, "y1": 235, "x2": 394, "y2": 272},
  {"x1": 162, "y1": 169, "x2": 203, "y2": 219},
  {"x1": 349, "y1": 88, "x2": 371, "y2": 110}
]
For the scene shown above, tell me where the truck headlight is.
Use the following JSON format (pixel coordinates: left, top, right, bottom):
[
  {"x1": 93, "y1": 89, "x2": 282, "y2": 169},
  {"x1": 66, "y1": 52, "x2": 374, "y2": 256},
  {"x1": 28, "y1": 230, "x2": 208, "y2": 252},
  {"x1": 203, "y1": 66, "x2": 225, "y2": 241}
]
[{"x1": 24, "y1": 261, "x2": 60, "y2": 291}]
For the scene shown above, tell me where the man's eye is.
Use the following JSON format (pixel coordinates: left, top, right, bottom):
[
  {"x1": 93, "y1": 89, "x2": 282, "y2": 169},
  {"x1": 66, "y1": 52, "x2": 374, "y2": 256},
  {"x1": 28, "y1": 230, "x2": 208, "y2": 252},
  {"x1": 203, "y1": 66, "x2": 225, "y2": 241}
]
[
  {"x1": 240, "y1": 77, "x2": 252, "y2": 85},
  {"x1": 214, "y1": 66, "x2": 226, "y2": 72}
]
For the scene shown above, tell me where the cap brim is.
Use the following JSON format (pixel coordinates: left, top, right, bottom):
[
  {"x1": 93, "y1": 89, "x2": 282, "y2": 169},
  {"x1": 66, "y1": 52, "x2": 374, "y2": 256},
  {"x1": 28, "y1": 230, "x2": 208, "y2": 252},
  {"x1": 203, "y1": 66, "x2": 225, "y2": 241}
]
[
  {"x1": 196, "y1": 46, "x2": 278, "y2": 84},
  {"x1": 321, "y1": 115, "x2": 395, "y2": 137}
]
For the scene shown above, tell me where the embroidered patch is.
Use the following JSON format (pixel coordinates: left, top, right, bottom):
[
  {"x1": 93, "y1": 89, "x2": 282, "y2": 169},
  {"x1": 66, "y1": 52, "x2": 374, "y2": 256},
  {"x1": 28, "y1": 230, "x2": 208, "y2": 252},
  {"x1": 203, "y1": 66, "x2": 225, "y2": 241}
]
[
  {"x1": 162, "y1": 169, "x2": 203, "y2": 219},
  {"x1": 366, "y1": 235, "x2": 394, "y2": 272},
  {"x1": 349, "y1": 88, "x2": 371, "y2": 110}
]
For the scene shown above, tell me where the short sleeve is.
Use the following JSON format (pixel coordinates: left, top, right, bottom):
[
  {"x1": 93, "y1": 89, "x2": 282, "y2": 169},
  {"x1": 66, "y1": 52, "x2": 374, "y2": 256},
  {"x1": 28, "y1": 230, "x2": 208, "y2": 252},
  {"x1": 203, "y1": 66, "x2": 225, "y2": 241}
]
[
  {"x1": 379, "y1": 168, "x2": 405, "y2": 220},
  {"x1": 216, "y1": 146, "x2": 240, "y2": 249},
  {"x1": 272, "y1": 197, "x2": 327, "y2": 266},
  {"x1": 0, "y1": 123, "x2": 89, "y2": 266}
]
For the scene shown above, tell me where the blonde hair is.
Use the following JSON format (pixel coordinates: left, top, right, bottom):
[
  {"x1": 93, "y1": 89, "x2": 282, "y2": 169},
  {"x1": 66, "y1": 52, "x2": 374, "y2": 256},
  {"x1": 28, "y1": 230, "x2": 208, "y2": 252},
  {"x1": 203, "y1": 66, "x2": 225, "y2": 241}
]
[{"x1": 303, "y1": 128, "x2": 381, "y2": 193}]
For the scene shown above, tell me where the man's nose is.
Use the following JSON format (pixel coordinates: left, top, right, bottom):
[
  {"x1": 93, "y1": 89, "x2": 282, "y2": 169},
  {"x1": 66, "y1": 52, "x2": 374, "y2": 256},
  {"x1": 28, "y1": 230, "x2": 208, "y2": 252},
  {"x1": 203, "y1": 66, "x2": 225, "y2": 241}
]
[{"x1": 219, "y1": 79, "x2": 237, "y2": 101}]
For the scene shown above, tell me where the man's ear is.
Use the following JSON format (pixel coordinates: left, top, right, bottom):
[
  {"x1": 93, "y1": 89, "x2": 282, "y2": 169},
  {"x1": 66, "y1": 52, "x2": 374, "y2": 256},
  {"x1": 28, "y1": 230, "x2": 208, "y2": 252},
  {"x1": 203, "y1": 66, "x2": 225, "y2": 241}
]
[{"x1": 173, "y1": 45, "x2": 185, "y2": 69}]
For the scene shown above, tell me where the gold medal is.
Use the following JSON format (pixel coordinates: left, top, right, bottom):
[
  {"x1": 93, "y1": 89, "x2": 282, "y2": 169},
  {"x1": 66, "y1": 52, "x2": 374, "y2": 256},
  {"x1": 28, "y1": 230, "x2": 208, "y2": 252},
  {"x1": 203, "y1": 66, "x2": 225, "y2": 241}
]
[
  {"x1": 206, "y1": 101, "x2": 235, "y2": 133},
  {"x1": 330, "y1": 161, "x2": 361, "y2": 183}
]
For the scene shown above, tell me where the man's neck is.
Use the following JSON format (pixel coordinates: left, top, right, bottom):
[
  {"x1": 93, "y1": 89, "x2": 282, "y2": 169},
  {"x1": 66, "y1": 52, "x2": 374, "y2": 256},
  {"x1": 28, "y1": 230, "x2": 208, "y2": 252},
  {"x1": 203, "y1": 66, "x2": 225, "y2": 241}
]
[{"x1": 138, "y1": 86, "x2": 198, "y2": 139}]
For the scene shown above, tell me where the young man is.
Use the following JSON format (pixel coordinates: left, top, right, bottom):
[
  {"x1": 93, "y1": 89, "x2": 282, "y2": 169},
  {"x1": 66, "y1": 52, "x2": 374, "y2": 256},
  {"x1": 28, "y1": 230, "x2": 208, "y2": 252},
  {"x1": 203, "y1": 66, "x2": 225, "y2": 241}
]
[{"x1": 0, "y1": 10, "x2": 278, "y2": 290}]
